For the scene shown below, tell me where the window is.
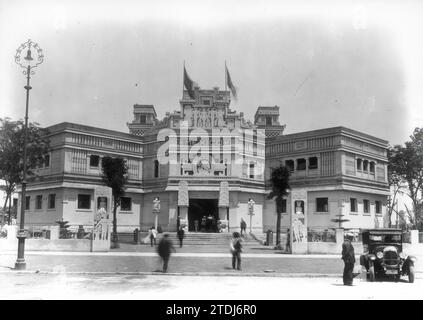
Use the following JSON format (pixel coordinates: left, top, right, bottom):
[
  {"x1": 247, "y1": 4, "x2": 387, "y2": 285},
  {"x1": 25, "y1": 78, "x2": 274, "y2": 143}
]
[
  {"x1": 90, "y1": 155, "x2": 100, "y2": 167},
  {"x1": 203, "y1": 99, "x2": 210, "y2": 105},
  {"x1": 316, "y1": 198, "x2": 328, "y2": 212},
  {"x1": 295, "y1": 201, "x2": 304, "y2": 214},
  {"x1": 363, "y1": 199, "x2": 370, "y2": 214},
  {"x1": 285, "y1": 160, "x2": 294, "y2": 172},
  {"x1": 350, "y1": 198, "x2": 357, "y2": 212},
  {"x1": 309, "y1": 157, "x2": 318, "y2": 169},
  {"x1": 120, "y1": 197, "x2": 132, "y2": 211},
  {"x1": 36, "y1": 195, "x2": 43, "y2": 210},
  {"x1": 25, "y1": 196, "x2": 30, "y2": 210},
  {"x1": 266, "y1": 116, "x2": 272, "y2": 126},
  {"x1": 77, "y1": 194, "x2": 91, "y2": 209},
  {"x1": 375, "y1": 201, "x2": 382, "y2": 215},
  {"x1": 44, "y1": 154, "x2": 50, "y2": 167},
  {"x1": 249, "y1": 163, "x2": 255, "y2": 179},
  {"x1": 97, "y1": 197, "x2": 108, "y2": 210},
  {"x1": 48, "y1": 194, "x2": 56, "y2": 209},
  {"x1": 140, "y1": 115, "x2": 146, "y2": 124},
  {"x1": 297, "y1": 158, "x2": 306, "y2": 170},
  {"x1": 363, "y1": 160, "x2": 368, "y2": 172},
  {"x1": 154, "y1": 160, "x2": 159, "y2": 178},
  {"x1": 369, "y1": 162, "x2": 375, "y2": 174},
  {"x1": 357, "y1": 159, "x2": 362, "y2": 171}
]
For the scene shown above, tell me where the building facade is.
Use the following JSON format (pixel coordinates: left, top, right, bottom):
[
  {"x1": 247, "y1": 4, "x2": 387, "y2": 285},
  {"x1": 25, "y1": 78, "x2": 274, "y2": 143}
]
[{"x1": 18, "y1": 86, "x2": 390, "y2": 238}]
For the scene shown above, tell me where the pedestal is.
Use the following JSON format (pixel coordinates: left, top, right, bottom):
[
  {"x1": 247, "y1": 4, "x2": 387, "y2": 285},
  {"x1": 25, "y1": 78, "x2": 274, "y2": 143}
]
[{"x1": 410, "y1": 230, "x2": 419, "y2": 245}]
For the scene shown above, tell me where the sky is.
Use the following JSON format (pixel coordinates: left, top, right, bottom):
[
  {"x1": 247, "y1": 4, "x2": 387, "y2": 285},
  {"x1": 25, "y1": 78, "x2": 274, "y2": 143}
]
[{"x1": 0, "y1": 0, "x2": 423, "y2": 146}]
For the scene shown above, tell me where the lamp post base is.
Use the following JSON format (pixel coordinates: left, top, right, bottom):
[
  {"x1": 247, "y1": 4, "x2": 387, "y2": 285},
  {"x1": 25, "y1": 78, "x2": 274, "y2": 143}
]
[{"x1": 14, "y1": 259, "x2": 26, "y2": 270}]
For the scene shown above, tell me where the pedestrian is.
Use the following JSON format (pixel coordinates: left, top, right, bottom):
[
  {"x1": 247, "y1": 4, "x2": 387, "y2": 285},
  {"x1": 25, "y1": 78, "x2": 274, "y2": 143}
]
[
  {"x1": 285, "y1": 228, "x2": 291, "y2": 253},
  {"x1": 240, "y1": 218, "x2": 247, "y2": 236},
  {"x1": 230, "y1": 232, "x2": 243, "y2": 270},
  {"x1": 177, "y1": 225, "x2": 185, "y2": 248},
  {"x1": 201, "y1": 216, "x2": 206, "y2": 232},
  {"x1": 194, "y1": 220, "x2": 199, "y2": 232},
  {"x1": 341, "y1": 232, "x2": 356, "y2": 286},
  {"x1": 157, "y1": 233, "x2": 176, "y2": 273},
  {"x1": 149, "y1": 226, "x2": 157, "y2": 247}
]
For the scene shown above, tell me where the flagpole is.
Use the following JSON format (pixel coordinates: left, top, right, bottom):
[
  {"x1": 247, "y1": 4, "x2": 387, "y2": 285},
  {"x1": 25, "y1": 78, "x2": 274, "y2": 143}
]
[
  {"x1": 225, "y1": 60, "x2": 227, "y2": 93},
  {"x1": 183, "y1": 60, "x2": 185, "y2": 99},
  {"x1": 225, "y1": 61, "x2": 228, "y2": 116}
]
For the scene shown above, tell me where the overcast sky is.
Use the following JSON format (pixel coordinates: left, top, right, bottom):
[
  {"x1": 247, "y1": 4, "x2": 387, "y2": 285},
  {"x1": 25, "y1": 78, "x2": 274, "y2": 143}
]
[{"x1": 1, "y1": 0, "x2": 423, "y2": 145}]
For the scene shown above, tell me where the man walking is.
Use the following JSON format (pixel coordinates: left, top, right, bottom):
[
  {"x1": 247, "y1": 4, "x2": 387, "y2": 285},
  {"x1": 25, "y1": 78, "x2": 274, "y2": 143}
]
[
  {"x1": 341, "y1": 232, "x2": 356, "y2": 286},
  {"x1": 157, "y1": 233, "x2": 175, "y2": 273},
  {"x1": 230, "y1": 232, "x2": 243, "y2": 270}
]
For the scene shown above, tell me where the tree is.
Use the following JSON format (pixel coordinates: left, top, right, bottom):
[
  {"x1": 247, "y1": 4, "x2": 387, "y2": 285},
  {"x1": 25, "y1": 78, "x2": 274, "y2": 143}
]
[
  {"x1": 267, "y1": 165, "x2": 291, "y2": 249},
  {"x1": 388, "y1": 128, "x2": 423, "y2": 230},
  {"x1": 0, "y1": 118, "x2": 49, "y2": 224},
  {"x1": 387, "y1": 148, "x2": 406, "y2": 228},
  {"x1": 101, "y1": 156, "x2": 128, "y2": 249}
]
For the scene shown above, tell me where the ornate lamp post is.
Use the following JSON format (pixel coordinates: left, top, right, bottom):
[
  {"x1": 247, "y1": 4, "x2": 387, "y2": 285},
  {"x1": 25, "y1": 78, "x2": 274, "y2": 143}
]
[
  {"x1": 153, "y1": 197, "x2": 161, "y2": 230},
  {"x1": 14, "y1": 39, "x2": 44, "y2": 270},
  {"x1": 248, "y1": 198, "x2": 255, "y2": 233}
]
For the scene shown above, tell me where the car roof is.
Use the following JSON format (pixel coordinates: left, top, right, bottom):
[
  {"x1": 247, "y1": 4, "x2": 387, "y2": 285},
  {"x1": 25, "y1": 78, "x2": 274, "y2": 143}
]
[{"x1": 362, "y1": 228, "x2": 403, "y2": 235}]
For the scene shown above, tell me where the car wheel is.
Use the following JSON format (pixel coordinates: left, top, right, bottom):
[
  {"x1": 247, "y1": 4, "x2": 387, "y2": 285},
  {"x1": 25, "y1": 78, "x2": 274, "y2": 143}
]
[
  {"x1": 409, "y1": 264, "x2": 415, "y2": 283},
  {"x1": 369, "y1": 262, "x2": 375, "y2": 282}
]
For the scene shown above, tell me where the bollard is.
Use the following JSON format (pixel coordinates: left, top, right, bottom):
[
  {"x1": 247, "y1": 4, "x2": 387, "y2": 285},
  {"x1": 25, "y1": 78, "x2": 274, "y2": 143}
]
[
  {"x1": 266, "y1": 229, "x2": 273, "y2": 246},
  {"x1": 134, "y1": 228, "x2": 139, "y2": 244}
]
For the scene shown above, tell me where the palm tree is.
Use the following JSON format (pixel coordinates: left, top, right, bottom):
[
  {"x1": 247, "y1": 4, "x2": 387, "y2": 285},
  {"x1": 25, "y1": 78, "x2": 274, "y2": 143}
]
[
  {"x1": 267, "y1": 165, "x2": 291, "y2": 249},
  {"x1": 101, "y1": 156, "x2": 128, "y2": 249}
]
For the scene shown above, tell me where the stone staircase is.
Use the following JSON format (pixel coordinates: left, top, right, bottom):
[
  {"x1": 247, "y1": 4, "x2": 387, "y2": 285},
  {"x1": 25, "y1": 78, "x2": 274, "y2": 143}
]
[{"x1": 117, "y1": 231, "x2": 264, "y2": 247}]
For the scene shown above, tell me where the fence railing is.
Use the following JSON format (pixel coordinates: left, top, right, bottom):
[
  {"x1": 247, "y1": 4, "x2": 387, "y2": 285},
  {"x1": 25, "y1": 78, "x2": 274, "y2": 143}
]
[{"x1": 307, "y1": 228, "x2": 336, "y2": 243}]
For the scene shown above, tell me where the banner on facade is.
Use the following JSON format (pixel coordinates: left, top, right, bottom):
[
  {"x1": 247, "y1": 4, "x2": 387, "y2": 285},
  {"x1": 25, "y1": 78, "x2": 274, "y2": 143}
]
[
  {"x1": 178, "y1": 180, "x2": 189, "y2": 207},
  {"x1": 219, "y1": 181, "x2": 229, "y2": 207}
]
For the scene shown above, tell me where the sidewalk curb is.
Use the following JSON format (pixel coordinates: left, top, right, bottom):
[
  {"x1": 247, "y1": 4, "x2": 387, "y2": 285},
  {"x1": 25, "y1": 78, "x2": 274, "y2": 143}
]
[
  {"x1": 0, "y1": 270, "x2": 343, "y2": 277},
  {"x1": 1, "y1": 270, "x2": 422, "y2": 278}
]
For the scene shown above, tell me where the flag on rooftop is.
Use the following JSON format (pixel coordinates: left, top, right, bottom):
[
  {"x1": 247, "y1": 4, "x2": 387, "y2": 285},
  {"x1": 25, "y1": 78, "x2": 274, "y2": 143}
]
[
  {"x1": 183, "y1": 65, "x2": 196, "y2": 99},
  {"x1": 225, "y1": 65, "x2": 237, "y2": 101}
]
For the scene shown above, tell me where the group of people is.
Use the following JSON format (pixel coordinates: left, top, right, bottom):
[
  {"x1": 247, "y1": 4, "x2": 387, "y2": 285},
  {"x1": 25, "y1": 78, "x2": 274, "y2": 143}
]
[
  {"x1": 146, "y1": 225, "x2": 187, "y2": 273},
  {"x1": 147, "y1": 220, "x2": 357, "y2": 285},
  {"x1": 146, "y1": 223, "x2": 244, "y2": 273}
]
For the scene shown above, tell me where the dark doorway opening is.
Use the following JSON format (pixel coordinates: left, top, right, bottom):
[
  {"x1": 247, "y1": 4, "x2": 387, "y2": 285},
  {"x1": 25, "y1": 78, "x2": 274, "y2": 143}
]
[{"x1": 188, "y1": 199, "x2": 218, "y2": 232}]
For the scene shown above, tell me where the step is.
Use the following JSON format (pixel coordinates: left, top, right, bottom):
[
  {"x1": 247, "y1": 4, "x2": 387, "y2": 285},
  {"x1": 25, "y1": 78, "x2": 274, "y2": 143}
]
[{"x1": 116, "y1": 232, "x2": 262, "y2": 247}]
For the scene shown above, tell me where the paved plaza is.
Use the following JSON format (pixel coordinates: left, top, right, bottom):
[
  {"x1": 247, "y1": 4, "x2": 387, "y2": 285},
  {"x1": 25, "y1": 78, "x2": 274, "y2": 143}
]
[
  {"x1": 1, "y1": 272, "x2": 422, "y2": 300},
  {"x1": 1, "y1": 242, "x2": 422, "y2": 300}
]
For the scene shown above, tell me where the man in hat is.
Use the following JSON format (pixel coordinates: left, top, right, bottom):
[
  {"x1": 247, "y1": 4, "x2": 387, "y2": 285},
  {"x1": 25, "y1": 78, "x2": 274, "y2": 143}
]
[
  {"x1": 157, "y1": 233, "x2": 176, "y2": 273},
  {"x1": 230, "y1": 232, "x2": 243, "y2": 270},
  {"x1": 341, "y1": 232, "x2": 356, "y2": 286}
]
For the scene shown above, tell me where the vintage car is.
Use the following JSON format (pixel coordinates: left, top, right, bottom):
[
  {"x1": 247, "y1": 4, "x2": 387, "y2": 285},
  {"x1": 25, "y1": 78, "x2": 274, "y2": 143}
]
[{"x1": 359, "y1": 229, "x2": 416, "y2": 283}]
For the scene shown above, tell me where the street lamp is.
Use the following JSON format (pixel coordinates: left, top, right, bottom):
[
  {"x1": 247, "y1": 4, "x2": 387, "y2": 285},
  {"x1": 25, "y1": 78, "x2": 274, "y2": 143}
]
[
  {"x1": 248, "y1": 198, "x2": 255, "y2": 233},
  {"x1": 14, "y1": 39, "x2": 44, "y2": 270}
]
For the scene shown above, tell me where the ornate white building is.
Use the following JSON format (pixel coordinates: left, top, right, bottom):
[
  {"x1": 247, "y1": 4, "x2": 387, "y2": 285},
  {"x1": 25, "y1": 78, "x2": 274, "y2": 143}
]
[{"x1": 18, "y1": 85, "x2": 390, "y2": 244}]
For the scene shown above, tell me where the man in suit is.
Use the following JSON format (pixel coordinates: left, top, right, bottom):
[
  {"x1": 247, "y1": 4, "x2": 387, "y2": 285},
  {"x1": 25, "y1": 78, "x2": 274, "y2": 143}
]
[{"x1": 342, "y1": 232, "x2": 356, "y2": 286}]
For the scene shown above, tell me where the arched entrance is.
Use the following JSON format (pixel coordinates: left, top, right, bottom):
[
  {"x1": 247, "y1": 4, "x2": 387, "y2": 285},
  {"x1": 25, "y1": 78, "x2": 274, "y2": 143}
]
[{"x1": 188, "y1": 199, "x2": 218, "y2": 232}]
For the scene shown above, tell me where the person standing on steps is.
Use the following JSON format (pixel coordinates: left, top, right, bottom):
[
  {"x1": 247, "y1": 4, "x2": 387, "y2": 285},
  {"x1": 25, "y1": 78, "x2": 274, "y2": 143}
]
[
  {"x1": 177, "y1": 225, "x2": 185, "y2": 248},
  {"x1": 285, "y1": 228, "x2": 291, "y2": 253},
  {"x1": 341, "y1": 232, "x2": 356, "y2": 286},
  {"x1": 157, "y1": 233, "x2": 176, "y2": 273},
  {"x1": 149, "y1": 226, "x2": 157, "y2": 247},
  {"x1": 240, "y1": 218, "x2": 247, "y2": 236},
  {"x1": 230, "y1": 232, "x2": 243, "y2": 270}
]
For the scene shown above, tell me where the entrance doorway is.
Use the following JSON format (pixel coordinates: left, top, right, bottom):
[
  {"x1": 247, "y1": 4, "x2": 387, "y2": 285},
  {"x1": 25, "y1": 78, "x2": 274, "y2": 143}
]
[{"x1": 188, "y1": 199, "x2": 218, "y2": 232}]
